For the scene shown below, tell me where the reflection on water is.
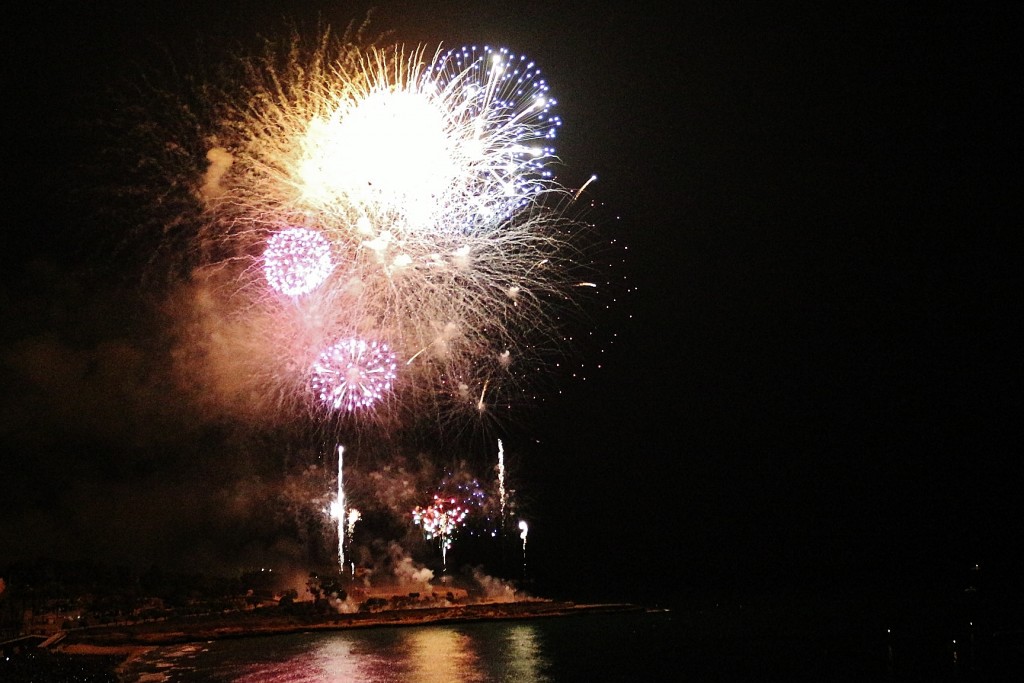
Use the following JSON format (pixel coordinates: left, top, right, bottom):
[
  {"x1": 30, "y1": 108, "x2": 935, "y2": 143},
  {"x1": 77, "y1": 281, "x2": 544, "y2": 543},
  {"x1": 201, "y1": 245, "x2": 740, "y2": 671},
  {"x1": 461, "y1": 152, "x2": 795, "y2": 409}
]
[
  {"x1": 405, "y1": 627, "x2": 482, "y2": 682},
  {"x1": 123, "y1": 620, "x2": 553, "y2": 683},
  {"x1": 235, "y1": 636, "x2": 363, "y2": 682},
  {"x1": 502, "y1": 624, "x2": 546, "y2": 683}
]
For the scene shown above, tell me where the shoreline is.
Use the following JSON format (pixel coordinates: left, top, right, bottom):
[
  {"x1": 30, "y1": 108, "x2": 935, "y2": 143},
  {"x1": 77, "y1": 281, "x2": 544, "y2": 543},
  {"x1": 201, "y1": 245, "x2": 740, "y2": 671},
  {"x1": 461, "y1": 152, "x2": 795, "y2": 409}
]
[{"x1": 55, "y1": 600, "x2": 648, "y2": 651}]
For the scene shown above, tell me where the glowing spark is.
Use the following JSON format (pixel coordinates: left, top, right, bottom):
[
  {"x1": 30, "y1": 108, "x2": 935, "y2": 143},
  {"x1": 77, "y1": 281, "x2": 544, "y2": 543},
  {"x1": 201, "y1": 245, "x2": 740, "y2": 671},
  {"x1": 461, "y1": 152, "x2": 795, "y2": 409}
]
[
  {"x1": 405, "y1": 346, "x2": 429, "y2": 366},
  {"x1": 477, "y1": 379, "x2": 489, "y2": 412},
  {"x1": 572, "y1": 174, "x2": 598, "y2": 202},
  {"x1": 347, "y1": 508, "x2": 361, "y2": 537}
]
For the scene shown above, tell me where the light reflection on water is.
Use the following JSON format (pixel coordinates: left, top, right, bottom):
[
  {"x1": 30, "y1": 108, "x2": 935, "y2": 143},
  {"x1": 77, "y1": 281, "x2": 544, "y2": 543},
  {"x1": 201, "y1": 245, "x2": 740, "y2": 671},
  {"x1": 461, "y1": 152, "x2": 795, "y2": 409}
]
[
  {"x1": 123, "y1": 620, "x2": 550, "y2": 683},
  {"x1": 502, "y1": 624, "x2": 546, "y2": 682},
  {"x1": 404, "y1": 627, "x2": 483, "y2": 682}
]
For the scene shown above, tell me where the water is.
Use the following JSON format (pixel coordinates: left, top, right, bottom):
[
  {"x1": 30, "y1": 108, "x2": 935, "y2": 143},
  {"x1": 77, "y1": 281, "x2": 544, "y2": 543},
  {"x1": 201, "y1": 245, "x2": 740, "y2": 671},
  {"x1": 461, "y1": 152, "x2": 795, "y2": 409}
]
[
  {"x1": 119, "y1": 610, "x2": 681, "y2": 682},
  {"x1": 113, "y1": 603, "x2": 1024, "y2": 682},
  {"x1": 9, "y1": 600, "x2": 1018, "y2": 681}
]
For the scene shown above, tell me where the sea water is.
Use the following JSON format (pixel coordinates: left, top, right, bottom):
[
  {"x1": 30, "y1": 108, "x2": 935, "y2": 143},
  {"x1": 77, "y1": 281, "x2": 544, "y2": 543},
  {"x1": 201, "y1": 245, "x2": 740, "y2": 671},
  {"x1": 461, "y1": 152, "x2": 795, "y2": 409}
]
[
  {"x1": 116, "y1": 604, "x2": 1014, "y2": 682},
  {"x1": 118, "y1": 610, "x2": 681, "y2": 682}
]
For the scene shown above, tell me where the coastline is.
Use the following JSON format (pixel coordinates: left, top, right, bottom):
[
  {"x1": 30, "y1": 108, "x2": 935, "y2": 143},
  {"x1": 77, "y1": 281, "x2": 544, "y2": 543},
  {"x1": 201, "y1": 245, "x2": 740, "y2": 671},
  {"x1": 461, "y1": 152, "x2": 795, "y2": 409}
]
[
  {"x1": 0, "y1": 600, "x2": 654, "y2": 681},
  {"x1": 55, "y1": 599, "x2": 647, "y2": 650},
  {"x1": 2, "y1": 600, "x2": 650, "y2": 680}
]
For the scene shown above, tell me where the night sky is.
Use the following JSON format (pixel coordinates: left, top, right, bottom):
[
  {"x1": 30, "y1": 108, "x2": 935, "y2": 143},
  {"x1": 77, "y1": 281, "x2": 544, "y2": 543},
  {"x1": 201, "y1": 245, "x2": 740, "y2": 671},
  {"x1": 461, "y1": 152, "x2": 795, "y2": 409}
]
[{"x1": 2, "y1": 2, "x2": 1021, "y2": 613}]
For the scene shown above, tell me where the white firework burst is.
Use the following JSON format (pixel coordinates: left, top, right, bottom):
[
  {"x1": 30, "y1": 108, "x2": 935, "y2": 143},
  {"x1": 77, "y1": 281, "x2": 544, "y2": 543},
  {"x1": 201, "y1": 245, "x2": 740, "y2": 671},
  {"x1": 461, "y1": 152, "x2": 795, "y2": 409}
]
[{"x1": 263, "y1": 227, "x2": 335, "y2": 296}]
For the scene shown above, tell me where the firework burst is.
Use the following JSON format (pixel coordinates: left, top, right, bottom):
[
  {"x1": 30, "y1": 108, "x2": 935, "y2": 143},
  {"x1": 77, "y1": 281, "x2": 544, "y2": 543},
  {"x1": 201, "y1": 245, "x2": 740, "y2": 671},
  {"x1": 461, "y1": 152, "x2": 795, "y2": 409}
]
[
  {"x1": 311, "y1": 338, "x2": 398, "y2": 412},
  {"x1": 412, "y1": 494, "x2": 471, "y2": 569},
  {"x1": 410, "y1": 467, "x2": 493, "y2": 569},
  {"x1": 172, "y1": 28, "x2": 599, "y2": 426},
  {"x1": 263, "y1": 227, "x2": 335, "y2": 296}
]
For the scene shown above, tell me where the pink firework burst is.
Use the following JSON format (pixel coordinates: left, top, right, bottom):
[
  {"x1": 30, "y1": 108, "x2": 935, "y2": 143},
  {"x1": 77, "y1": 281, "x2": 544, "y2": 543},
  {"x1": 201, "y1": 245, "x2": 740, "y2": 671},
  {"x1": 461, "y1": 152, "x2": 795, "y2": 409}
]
[
  {"x1": 412, "y1": 494, "x2": 471, "y2": 555},
  {"x1": 263, "y1": 227, "x2": 334, "y2": 296},
  {"x1": 310, "y1": 338, "x2": 398, "y2": 411}
]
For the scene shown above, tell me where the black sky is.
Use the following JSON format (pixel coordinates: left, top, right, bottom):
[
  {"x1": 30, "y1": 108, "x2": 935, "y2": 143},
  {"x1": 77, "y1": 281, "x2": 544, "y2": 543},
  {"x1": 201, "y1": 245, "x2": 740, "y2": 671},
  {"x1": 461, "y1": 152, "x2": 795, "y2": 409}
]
[{"x1": 2, "y1": 2, "x2": 1022, "y2": 610}]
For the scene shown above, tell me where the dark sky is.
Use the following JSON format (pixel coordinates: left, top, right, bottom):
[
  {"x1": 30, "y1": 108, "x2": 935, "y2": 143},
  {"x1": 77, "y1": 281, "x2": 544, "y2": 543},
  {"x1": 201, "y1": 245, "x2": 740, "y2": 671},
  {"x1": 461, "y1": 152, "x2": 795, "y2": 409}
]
[{"x1": 2, "y1": 2, "x2": 1022, "y2": 609}]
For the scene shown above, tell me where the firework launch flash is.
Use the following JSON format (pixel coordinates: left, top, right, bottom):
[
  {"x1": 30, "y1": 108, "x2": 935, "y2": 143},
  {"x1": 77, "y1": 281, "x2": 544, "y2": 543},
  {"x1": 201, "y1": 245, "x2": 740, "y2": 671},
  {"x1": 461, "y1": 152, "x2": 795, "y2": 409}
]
[
  {"x1": 337, "y1": 445, "x2": 345, "y2": 570},
  {"x1": 519, "y1": 520, "x2": 529, "y2": 578},
  {"x1": 497, "y1": 439, "x2": 507, "y2": 526}
]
